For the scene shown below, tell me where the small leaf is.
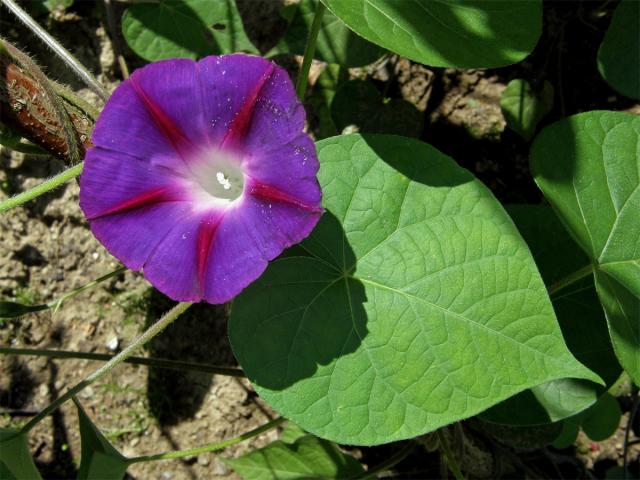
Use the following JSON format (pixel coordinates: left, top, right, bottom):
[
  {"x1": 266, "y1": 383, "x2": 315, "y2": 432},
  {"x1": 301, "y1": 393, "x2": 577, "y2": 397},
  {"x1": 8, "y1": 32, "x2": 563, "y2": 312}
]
[
  {"x1": 598, "y1": 0, "x2": 640, "y2": 100},
  {"x1": 0, "y1": 429, "x2": 42, "y2": 480},
  {"x1": 581, "y1": 392, "x2": 621, "y2": 441},
  {"x1": 320, "y1": 0, "x2": 542, "y2": 68},
  {"x1": 269, "y1": 0, "x2": 384, "y2": 67},
  {"x1": 75, "y1": 399, "x2": 129, "y2": 480},
  {"x1": 280, "y1": 423, "x2": 308, "y2": 444},
  {"x1": 224, "y1": 435, "x2": 364, "y2": 479},
  {"x1": 308, "y1": 64, "x2": 348, "y2": 140},
  {"x1": 531, "y1": 111, "x2": 640, "y2": 384},
  {"x1": 500, "y1": 79, "x2": 553, "y2": 141},
  {"x1": 121, "y1": 0, "x2": 258, "y2": 61},
  {"x1": 0, "y1": 301, "x2": 48, "y2": 319},
  {"x1": 481, "y1": 205, "x2": 621, "y2": 426},
  {"x1": 230, "y1": 134, "x2": 600, "y2": 445},
  {"x1": 551, "y1": 418, "x2": 580, "y2": 449},
  {"x1": 331, "y1": 80, "x2": 423, "y2": 137}
]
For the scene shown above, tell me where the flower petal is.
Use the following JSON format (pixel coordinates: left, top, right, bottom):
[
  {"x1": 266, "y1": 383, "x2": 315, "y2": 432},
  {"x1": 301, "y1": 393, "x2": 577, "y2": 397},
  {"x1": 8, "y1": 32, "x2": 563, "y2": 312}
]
[
  {"x1": 243, "y1": 134, "x2": 321, "y2": 207},
  {"x1": 203, "y1": 197, "x2": 321, "y2": 303}
]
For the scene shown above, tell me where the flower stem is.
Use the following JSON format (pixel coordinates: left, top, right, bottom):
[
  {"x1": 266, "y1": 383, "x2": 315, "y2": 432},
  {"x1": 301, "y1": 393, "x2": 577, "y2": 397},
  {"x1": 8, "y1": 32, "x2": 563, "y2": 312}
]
[
  {"x1": 19, "y1": 302, "x2": 192, "y2": 434},
  {"x1": 0, "y1": 346, "x2": 245, "y2": 378},
  {"x1": 0, "y1": 0, "x2": 109, "y2": 101},
  {"x1": 547, "y1": 264, "x2": 594, "y2": 296},
  {"x1": 0, "y1": 162, "x2": 83, "y2": 214},
  {"x1": 128, "y1": 417, "x2": 285, "y2": 463},
  {"x1": 295, "y1": 0, "x2": 326, "y2": 100},
  {"x1": 436, "y1": 429, "x2": 465, "y2": 480},
  {"x1": 48, "y1": 266, "x2": 126, "y2": 313}
]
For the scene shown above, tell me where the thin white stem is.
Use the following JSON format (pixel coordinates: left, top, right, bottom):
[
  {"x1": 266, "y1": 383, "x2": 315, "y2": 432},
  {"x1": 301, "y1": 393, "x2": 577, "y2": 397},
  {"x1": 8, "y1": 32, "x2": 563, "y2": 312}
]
[{"x1": 1, "y1": 0, "x2": 109, "y2": 101}]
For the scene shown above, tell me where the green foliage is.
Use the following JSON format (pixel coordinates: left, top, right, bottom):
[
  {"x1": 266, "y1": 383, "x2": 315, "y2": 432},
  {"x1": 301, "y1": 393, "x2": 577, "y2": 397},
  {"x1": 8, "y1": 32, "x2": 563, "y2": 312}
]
[
  {"x1": 122, "y1": 0, "x2": 257, "y2": 61},
  {"x1": 531, "y1": 111, "x2": 640, "y2": 385},
  {"x1": 331, "y1": 80, "x2": 423, "y2": 137},
  {"x1": 0, "y1": 429, "x2": 42, "y2": 480},
  {"x1": 224, "y1": 434, "x2": 364, "y2": 479},
  {"x1": 75, "y1": 399, "x2": 129, "y2": 480},
  {"x1": 269, "y1": 0, "x2": 383, "y2": 67},
  {"x1": 598, "y1": 0, "x2": 640, "y2": 100},
  {"x1": 481, "y1": 205, "x2": 621, "y2": 426},
  {"x1": 500, "y1": 79, "x2": 554, "y2": 141},
  {"x1": 230, "y1": 134, "x2": 599, "y2": 445},
  {"x1": 0, "y1": 300, "x2": 48, "y2": 319},
  {"x1": 320, "y1": 0, "x2": 542, "y2": 68},
  {"x1": 580, "y1": 393, "x2": 621, "y2": 441}
]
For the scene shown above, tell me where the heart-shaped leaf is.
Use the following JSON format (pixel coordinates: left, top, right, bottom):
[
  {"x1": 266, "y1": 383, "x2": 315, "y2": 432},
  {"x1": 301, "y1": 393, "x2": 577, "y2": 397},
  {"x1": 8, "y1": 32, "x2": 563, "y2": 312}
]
[
  {"x1": 531, "y1": 111, "x2": 640, "y2": 384},
  {"x1": 319, "y1": 0, "x2": 542, "y2": 68},
  {"x1": 75, "y1": 399, "x2": 129, "y2": 480},
  {"x1": 0, "y1": 429, "x2": 42, "y2": 480},
  {"x1": 269, "y1": 0, "x2": 384, "y2": 67},
  {"x1": 581, "y1": 392, "x2": 621, "y2": 441},
  {"x1": 230, "y1": 134, "x2": 600, "y2": 445},
  {"x1": 122, "y1": 0, "x2": 258, "y2": 61},
  {"x1": 598, "y1": 0, "x2": 640, "y2": 100},
  {"x1": 224, "y1": 434, "x2": 364, "y2": 479},
  {"x1": 331, "y1": 80, "x2": 423, "y2": 137},
  {"x1": 501, "y1": 79, "x2": 554, "y2": 141},
  {"x1": 481, "y1": 205, "x2": 621, "y2": 426}
]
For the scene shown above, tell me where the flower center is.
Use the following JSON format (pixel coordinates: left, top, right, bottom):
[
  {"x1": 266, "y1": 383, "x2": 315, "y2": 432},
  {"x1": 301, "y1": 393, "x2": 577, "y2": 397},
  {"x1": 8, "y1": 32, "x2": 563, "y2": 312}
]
[{"x1": 189, "y1": 150, "x2": 245, "y2": 205}]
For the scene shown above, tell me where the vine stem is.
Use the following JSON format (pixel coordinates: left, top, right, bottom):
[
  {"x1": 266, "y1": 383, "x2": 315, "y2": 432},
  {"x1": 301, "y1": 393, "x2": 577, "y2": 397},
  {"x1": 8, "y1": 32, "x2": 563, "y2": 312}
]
[
  {"x1": 0, "y1": 162, "x2": 83, "y2": 214},
  {"x1": 436, "y1": 429, "x2": 465, "y2": 480},
  {"x1": 623, "y1": 391, "x2": 640, "y2": 480},
  {"x1": 19, "y1": 302, "x2": 192, "y2": 434},
  {"x1": 49, "y1": 266, "x2": 126, "y2": 312},
  {"x1": 0, "y1": 346, "x2": 245, "y2": 378},
  {"x1": 128, "y1": 417, "x2": 285, "y2": 463},
  {"x1": 295, "y1": 0, "x2": 326, "y2": 100},
  {"x1": 547, "y1": 264, "x2": 594, "y2": 296},
  {"x1": 0, "y1": 0, "x2": 109, "y2": 101}
]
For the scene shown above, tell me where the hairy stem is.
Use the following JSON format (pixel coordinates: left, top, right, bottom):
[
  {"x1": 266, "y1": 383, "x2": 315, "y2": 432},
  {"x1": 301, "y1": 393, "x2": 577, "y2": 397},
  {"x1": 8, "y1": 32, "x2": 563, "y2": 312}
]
[
  {"x1": 0, "y1": 347, "x2": 245, "y2": 377},
  {"x1": 19, "y1": 302, "x2": 192, "y2": 433},
  {"x1": 547, "y1": 264, "x2": 594, "y2": 296},
  {"x1": 48, "y1": 266, "x2": 126, "y2": 312},
  {"x1": 0, "y1": 162, "x2": 83, "y2": 214},
  {"x1": 295, "y1": 0, "x2": 326, "y2": 100},
  {"x1": 0, "y1": 0, "x2": 109, "y2": 101},
  {"x1": 436, "y1": 429, "x2": 465, "y2": 480},
  {"x1": 128, "y1": 417, "x2": 285, "y2": 463}
]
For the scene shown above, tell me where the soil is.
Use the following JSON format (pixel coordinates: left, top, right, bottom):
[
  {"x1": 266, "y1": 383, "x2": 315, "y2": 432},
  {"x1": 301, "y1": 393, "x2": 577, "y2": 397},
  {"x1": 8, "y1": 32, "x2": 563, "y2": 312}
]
[{"x1": 1, "y1": 1, "x2": 639, "y2": 479}]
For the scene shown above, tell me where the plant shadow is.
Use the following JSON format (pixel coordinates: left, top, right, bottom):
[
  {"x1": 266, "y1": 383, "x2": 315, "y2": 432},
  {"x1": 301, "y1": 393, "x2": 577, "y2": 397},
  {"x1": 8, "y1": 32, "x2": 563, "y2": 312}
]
[
  {"x1": 230, "y1": 210, "x2": 368, "y2": 391},
  {"x1": 144, "y1": 290, "x2": 233, "y2": 427}
]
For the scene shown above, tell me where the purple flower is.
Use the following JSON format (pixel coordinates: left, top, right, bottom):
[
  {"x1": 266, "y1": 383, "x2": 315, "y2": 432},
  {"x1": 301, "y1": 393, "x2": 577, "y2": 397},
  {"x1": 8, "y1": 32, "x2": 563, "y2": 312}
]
[{"x1": 80, "y1": 55, "x2": 322, "y2": 303}]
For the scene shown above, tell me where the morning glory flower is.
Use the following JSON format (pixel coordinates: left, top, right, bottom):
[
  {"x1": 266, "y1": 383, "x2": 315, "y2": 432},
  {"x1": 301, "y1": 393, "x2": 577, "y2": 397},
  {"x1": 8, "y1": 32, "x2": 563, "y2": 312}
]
[{"x1": 79, "y1": 55, "x2": 322, "y2": 303}]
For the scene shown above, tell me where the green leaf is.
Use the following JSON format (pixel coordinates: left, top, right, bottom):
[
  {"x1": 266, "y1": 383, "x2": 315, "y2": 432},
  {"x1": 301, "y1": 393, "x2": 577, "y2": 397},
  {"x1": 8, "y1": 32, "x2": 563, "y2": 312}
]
[
  {"x1": 481, "y1": 205, "x2": 621, "y2": 426},
  {"x1": 598, "y1": 0, "x2": 640, "y2": 100},
  {"x1": 581, "y1": 392, "x2": 621, "y2": 441},
  {"x1": 319, "y1": 0, "x2": 542, "y2": 68},
  {"x1": 230, "y1": 134, "x2": 600, "y2": 445},
  {"x1": 75, "y1": 399, "x2": 129, "y2": 480},
  {"x1": 224, "y1": 435, "x2": 364, "y2": 479},
  {"x1": 531, "y1": 111, "x2": 640, "y2": 384},
  {"x1": 0, "y1": 301, "x2": 48, "y2": 319},
  {"x1": 331, "y1": 80, "x2": 423, "y2": 137},
  {"x1": 500, "y1": 79, "x2": 553, "y2": 141},
  {"x1": 121, "y1": 0, "x2": 258, "y2": 61},
  {"x1": 308, "y1": 64, "x2": 348, "y2": 140},
  {"x1": 269, "y1": 0, "x2": 384, "y2": 67},
  {"x1": 551, "y1": 418, "x2": 580, "y2": 449},
  {"x1": 280, "y1": 423, "x2": 308, "y2": 444},
  {"x1": 0, "y1": 429, "x2": 42, "y2": 480}
]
